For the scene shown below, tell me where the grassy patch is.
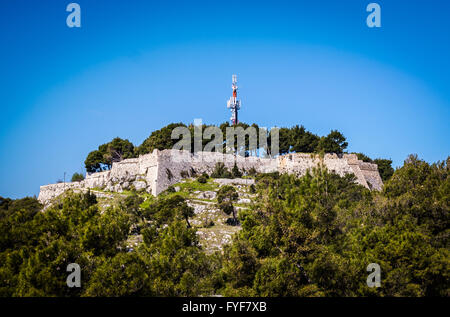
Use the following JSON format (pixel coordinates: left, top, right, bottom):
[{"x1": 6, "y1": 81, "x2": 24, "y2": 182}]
[
  {"x1": 177, "y1": 178, "x2": 218, "y2": 192},
  {"x1": 138, "y1": 194, "x2": 156, "y2": 210}
]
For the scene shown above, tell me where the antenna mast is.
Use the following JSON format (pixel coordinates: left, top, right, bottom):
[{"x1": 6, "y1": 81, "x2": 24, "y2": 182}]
[{"x1": 227, "y1": 74, "x2": 241, "y2": 125}]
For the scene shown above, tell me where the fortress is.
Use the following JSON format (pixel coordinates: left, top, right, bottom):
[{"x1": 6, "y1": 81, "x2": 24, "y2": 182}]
[{"x1": 38, "y1": 149, "x2": 383, "y2": 204}]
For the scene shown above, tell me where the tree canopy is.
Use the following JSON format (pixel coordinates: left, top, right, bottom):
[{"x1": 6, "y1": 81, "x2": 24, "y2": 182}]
[
  {"x1": 71, "y1": 172, "x2": 84, "y2": 182},
  {"x1": 217, "y1": 155, "x2": 449, "y2": 296},
  {"x1": 85, "y1": 137, "x2": 136, "y2": 173},
  {"x1": 136, "y1": 122, "x2": 348, "y2": 157}
]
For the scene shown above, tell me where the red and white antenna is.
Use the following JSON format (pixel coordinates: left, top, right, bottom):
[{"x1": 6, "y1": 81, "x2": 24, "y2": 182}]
[{"x1": 227, "y1": 74, "x2": 241, "y2": 125}]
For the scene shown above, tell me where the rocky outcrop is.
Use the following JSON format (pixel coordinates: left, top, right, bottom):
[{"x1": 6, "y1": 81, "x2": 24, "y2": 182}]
[{"x1": 38, "y1": 150, "x2": 383, "y2": 204}]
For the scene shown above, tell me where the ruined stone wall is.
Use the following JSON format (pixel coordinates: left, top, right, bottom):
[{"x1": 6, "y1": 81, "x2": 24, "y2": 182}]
[
  {"x1": 276, "y1": 153, "x2": 382, "y2": 189},
  {"x1": 38, "y1": 149, "x2": 383, "y2": 204},
  {"x1": 38, "y1": 182, "x2": 84, "y2": 204},
  {"x1": 358, "y1": 162, "x2": 384, "y2": 191},
  {"x1": 38, "y1": 150, "x2": 159, "y2": 203},
  {"x1": 154, "y1": 150, "x2": 278, "y2": 195}
]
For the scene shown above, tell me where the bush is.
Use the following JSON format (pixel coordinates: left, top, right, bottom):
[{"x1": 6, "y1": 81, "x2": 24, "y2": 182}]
[
  {"x1": 166, "y1": 186, "x2": 176, "y2": 193},
  {"x1": 197, "y1": 175, "x2": 207, "y2": 184},
  {"x1": 247, "y1": 167, "x2": 257, "y2": 176},
  {"x1": 180, "y1": 170, "x2": 190, "y2": 178},
  {"x1": 71, "y1": 172, "x2": 85, "y2": 182},
  {"x1": 211, "y1": 162, "x2": 233, "y2": 179},
  {"x1": 231, "y1": 163, "x2": 242, "y2": 178},
  {"x1": 217, "y1": 185, "x2": 239, "y2": 225},
  {"x1": 203, "y1": 218, "x2": 215, "y2": 228}
]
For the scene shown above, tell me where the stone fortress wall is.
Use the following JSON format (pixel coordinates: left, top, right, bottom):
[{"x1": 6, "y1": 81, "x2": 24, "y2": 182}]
[{"x1": 38, "y1": 149, "x2": 383, "y2": 204}]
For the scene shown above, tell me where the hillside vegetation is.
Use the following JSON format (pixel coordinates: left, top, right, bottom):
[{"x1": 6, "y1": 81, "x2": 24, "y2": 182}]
[{"x1": 0, "y1": 154, "x2": 448, "y2": 296}]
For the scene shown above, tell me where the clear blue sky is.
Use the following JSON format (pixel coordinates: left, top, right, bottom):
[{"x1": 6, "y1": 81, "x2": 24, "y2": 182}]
[{"x1": 0, "y1": 0, "x2": 449, "y2": 198}]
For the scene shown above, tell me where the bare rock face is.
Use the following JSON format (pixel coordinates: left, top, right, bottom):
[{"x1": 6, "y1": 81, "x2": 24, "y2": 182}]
[
  {"x1": 133, "y1": 181, "x2": 147, "y2": 192},
  {"x1": 38, "y1": 149, "x2": 383, "y2": 204},
  {"x1": 238, "y1": 198, "x2": 252, "y2": 204},
  {"x1": 196, "y1": 191, "x2": 217, "y2": 200}
]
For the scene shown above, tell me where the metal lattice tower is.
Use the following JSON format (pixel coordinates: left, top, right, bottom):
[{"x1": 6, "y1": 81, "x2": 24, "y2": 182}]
[{"x1": 227, "y1": 74, "x2": 241, "y2": 125}]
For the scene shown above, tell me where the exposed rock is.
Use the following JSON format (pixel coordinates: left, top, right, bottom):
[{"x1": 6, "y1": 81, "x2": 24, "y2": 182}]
[
  {"x1": 214, "y1": 178, "x2": 255, "y2": 186},
  {"x1": 196, "y1": 191, "x2": 217, "y2": 199},
  {"x1": 133, "y1": 180, "x2": 147, "y2": 191},
  {"x1": 238, "y1": 198, "x2": 251, "y2": 204}
]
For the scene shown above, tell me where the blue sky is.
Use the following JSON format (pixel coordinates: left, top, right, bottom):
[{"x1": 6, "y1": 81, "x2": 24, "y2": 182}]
[{"x1": 0, "y1": 0, "x2": 449, "y2": 198}]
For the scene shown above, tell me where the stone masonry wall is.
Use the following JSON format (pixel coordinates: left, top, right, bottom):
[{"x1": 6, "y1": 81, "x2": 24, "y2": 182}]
[{"x1": 38, "y1": 149, "x2": 383, "y2": 204}]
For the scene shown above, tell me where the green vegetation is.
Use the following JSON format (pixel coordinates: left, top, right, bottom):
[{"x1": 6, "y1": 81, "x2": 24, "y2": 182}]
[
  {"x1": 373, "y1": 158, "x2": 395, "y2": 182},
  {"x1": 136, "y1": 123, "x2": 187, "y2": 155},
  {"x1": 218, "y1": 155, "x2": 449, "y2": 296},
  {"x1": 1, "y1": 154, "x2": 448, "y2": 297},
  {"x1": 316, "y1": 130, "x2": 348, "y2": 154},
  {"x1": 85, "y1": 137, "x2": 136, "y2": 173},
  {"x1": 231, "y1": 163, "x2": 243, "y2": 178},
  {"x1": 176, "y1": 178, "x2": 218, "y2": 193},
  {"x1": 0, "y1": 191, "x2": 217, "y2": 296},
  {"x1": 211, "y1": 162, "x2": 233, "y2": 179},
  {"x1": 197, "y1": 175, "x2": 208, "y2": 184},
  {"x1": 217, "y1": 185, "x2": 239, "y2": 226},
  {"x1": 71, "y1": 172, "x2": 85, "y2": 182}
]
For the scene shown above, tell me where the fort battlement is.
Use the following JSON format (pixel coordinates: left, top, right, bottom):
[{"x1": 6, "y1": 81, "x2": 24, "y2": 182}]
[{"x1": 38, "y1": 149, "x2": 383, "y2": 204}]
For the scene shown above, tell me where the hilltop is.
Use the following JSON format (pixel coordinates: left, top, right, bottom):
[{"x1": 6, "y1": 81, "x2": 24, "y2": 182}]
[{"x1": 0, "y1": 154, "x2": 448, "y2": 296}]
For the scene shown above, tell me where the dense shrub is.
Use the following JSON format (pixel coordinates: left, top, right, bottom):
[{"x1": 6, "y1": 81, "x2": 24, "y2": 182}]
[
  {"x1": 71, "y1": 172, "x2": 85, "y2": 182},
  {"x1": 197, "y1": 175, "x2": 207, "y2": 184}
]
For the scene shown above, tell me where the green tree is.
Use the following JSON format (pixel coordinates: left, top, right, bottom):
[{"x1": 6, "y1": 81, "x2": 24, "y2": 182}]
[
  {"x1": 231, "y1": 163, "x2": 242, "y2": 178},
  {"x1": 217, "y1": 185, "x2": 239, "y2": 225},
  {"x1": 84, "y1": 150, "x2": 104, "y2": 173},
  {"x1": 137, "y1": 123, "x2": 187, "y2": 155},
  {"x1": 0, "y1": 192, "x2": 131, "y2": 296},
  {"x1": 373, "y1": 158, "x2": 394, "y2": 182},
  {"x1": 197, "y1": 175, "x2": 207, "y2": 184},
  {"x1": 220, "y1": 155, "x2": 449, "y2": 297},
  {"x1": 85, "y1": 137, "x2": 136, "y2": 173},
  {"x1": 354, "y1": 152, "x2": 373, "y2": 162},
  {"x1": 316, "y1": 130, "x2": 348, "y2": 154},
  {"x1": 84, "y1": 252, "x2": 147, "y2": 296},
  {"x1": 71, "y1": 172, "x2": 84, "y2": 182},
  {"x1": 221, "y1": 238, "x2": 259, "y2": 296},
  {"x1": 290, "y1": 125, "x2": 320, "y2": 153},
  {"x1": 278, "y1": 127, "x2": 291, "y2": 155},
  {"x1": 101, "y1": 137, "x2": 135, "y2": 166},
  {"x1": 211, "y1": 162, "x2": 232, "y2": 179}
]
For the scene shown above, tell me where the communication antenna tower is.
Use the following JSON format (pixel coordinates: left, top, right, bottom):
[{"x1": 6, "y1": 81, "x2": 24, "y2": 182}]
[{"x1": 227, "y1": 74, "x2": 241, "y2": 125}]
